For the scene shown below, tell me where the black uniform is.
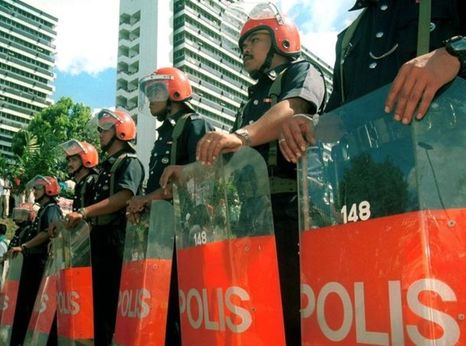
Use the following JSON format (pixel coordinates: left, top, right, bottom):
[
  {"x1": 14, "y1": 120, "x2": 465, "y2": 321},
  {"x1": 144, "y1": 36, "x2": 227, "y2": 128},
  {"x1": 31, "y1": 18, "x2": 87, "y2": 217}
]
[
  {"x1": 11, "y1": 200, "x2": 62, "y2": 346},
  {"x1": 8, "y1": 221, "x2": 32, "y2": 249},
  {"x1": 72, "y1": 171, "x2": 98, "y2": 211},
  {"x1": 89, "y1": 150, "x2": 144, "y2": 346},
  {"x1": 146, "y1": 110, "x2": 214, "y2": 193},
  {"x1": 327, "y1": 0, "x2": 466, "y2": 111},
  {"x1": 147, "y1": 110, "x2": 213, "y2": 346},
  {"x1": 238, "y1": 59, "x2": 325, "y2": 345}
]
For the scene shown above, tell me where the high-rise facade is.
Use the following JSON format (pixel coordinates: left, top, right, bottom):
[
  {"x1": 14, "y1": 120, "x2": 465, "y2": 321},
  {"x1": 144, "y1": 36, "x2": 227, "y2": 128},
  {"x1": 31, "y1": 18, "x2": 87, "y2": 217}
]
[
  {"x1": 116, "y1": 0, "x2": 332, "y2": 170},
  {"x1": 0, "y1": 0, "x2": 57, "y2": 159}
]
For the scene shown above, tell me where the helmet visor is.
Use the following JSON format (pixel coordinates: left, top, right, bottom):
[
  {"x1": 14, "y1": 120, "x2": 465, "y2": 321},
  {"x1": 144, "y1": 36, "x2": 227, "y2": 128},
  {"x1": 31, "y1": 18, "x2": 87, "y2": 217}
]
[
  {"x1": 97, "y1": 109, "x2": 122, "y2": 130},
  {"x1": 221, "y1": 1, "x2": 283, "y2": 54},
  {"x1": 138, "y1": 75, "x2": 170, "y2": 111},
  {"x1": 26, "y1": 175, "x2": 50, "y2": 190},
  {"x1": 60, "y1": 139, "x2": 86, "y2": 157},
  {"x1": 12, "y1": 208, "x2": 30, "y2": 222}
]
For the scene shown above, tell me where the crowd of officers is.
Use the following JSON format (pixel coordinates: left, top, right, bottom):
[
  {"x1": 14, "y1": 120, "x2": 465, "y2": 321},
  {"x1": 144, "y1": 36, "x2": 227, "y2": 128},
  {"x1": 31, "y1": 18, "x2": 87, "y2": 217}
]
[{"x1": 2, "y1": 1, "x2": 465, "y2": 345}]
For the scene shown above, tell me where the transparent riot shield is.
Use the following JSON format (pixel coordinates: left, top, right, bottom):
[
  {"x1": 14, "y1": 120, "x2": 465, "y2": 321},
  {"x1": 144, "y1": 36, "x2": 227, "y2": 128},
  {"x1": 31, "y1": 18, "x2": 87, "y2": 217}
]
[
  {"x1": 24, "y1": 237, "x2": 61, "y2": 345},
  {"x1": 55, "y1": 220, "x2": 93, "y2": 345},
  {"x1": 174, "y1": 147, "x2": 285, "y2": 345},
  {"x1": 298, "y1": 78, "x2": 466, "y2": 345},
  {"x1": 113, "y1": 200, "x2": 175, "y2": 346},
  {"x1": 0, "y1": 253, "x2": 23, "y2": 343}
]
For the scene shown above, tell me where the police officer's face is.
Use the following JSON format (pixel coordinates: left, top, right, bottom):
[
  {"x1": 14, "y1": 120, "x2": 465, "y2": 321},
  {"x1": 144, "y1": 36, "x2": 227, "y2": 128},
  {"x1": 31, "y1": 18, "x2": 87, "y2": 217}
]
[
  {"x1": 149, "y1": 100, "x2": 169, "y2": 118},
  {"x1": 33, "y1": 184, "x2": 45, "y2": 201},
  {"x1": 241, "y1": 31, "x2": 272, "y2": 73},
  {"x1": 66, "y1": 155, "x2": 82, "y2": 174},
  {"x1": 98, "y1": 126, "x2": 115, "y2": 150}
]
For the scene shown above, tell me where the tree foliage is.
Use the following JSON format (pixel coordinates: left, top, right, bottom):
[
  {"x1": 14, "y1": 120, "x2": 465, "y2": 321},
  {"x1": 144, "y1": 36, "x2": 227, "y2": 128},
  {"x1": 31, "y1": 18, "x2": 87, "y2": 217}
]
[
  {"x1": 338, "y1": 154, "x2": 409, "y2": 218},
  {"x1": 7, "y1": 97, "x2": 99, "y2": 190}
]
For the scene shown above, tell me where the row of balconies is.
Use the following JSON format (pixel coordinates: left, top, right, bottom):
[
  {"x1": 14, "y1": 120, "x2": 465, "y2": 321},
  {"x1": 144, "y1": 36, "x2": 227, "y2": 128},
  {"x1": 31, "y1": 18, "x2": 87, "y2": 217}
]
[
  {"x1": 0, "y1": 51, "x2": 53, "y2": 78},
  {"x1": 0, "y1": 34, "x2": 54, "y2": 63},
  {"x1": 119, "y1": 26, "x2": 140, "y2": 43},
  {"x1": 116, "y1": 77, "x2": 139, "y2": 93},
  {"x1": 0, "y1": 94, "x2": 44, "y2": 114},
  {"x1": 0, "y1": 82, "x2": 47, "y2": 100},
  {"x1": 0, "y1": 2, "x2": 57, "y2": 38},
  {"x1": 0, "y1": 0, "x2": 57, "y2": 34},
  {"x1": 116, "y1": 94, "x2": 138, "y2": 112},
  {"x1": 117, "y1": 60, "x2": 139, "y2": 76},
  {"x1": 0, "y1": 101, "x2": 36, "y2": 116},
  {"x1": 119, "y1": 11, "x2": 141, "y2": 27},
  {"x1": 0, "y1": 15, "x2": 56, "y2": 49},
  {"x1": 188, "y1": 72, "x2": 242, "y2": 110},
  {"x1": 0, "y1": 67, "x2": 53, "y2": 93},
  {"x1": 118, "y1": 43, "x2": 140, "y2": 61}
]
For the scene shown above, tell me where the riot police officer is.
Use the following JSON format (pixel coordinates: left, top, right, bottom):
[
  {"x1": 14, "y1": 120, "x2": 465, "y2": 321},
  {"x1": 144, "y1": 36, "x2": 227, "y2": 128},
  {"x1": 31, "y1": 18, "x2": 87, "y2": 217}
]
[
  {"x1": 280, "y1": 1, "x2": 466, "y2": 162},
  {"x1": 128, "y1": 66, "x2": 213, "y2": 345},
  {"x1": 10, "y1": 176, "x2": 62, "y2": 346},
  {"x1": 7, "y1": 203, "x2": 35, "y2": 251},
  {"x1": 129, "y1": 67, "x2": 213, "y2": 209},
  {"x1": 61, "y1": 139, "x2": 99, "y2": 211},
  {"x1": 66, "y1": 108, "x2": 144, "y2": 345},
  {"x1": 196, "y1": 4, "x2": 326, "y2": 344}
]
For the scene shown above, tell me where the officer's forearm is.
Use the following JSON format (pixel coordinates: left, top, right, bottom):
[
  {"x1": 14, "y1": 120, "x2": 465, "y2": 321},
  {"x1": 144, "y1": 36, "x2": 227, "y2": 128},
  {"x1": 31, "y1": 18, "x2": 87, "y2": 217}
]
[
  {"x1": 245, "y1": 98, "x2": 311, "y2": 147},
  {"x1": 146, "y1": 188, "x2": 167, "y2": 201},
  {"x1": 23, "y1": 231, "x2": 49, "y2": 248},
  {"x1": 84, "y1": 190, "x2": 134, "y2": 218}
]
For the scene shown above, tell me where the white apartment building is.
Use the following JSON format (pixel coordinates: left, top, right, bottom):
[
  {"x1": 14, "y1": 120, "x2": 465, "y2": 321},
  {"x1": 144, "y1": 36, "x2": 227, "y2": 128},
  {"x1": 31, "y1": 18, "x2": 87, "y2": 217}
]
[
  {"x1": 116, "y1": 0, "x2": 332, "y2": 170},
  {"x1": 0, "y1": 0, "x2": 57, "y2": 159}
]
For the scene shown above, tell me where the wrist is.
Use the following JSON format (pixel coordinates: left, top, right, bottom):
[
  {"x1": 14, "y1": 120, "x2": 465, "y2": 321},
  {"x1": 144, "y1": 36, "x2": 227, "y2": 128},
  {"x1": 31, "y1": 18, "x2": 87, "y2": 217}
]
[
  {"x1": 77, "y1": 207, "x2": 88, "y2": 220},
  {"x1": 444, "y1": 36, "x2": 466, "y2": 76},
  {"x1": 233, "y1": 128, "x2": 251, "y2": 147}
]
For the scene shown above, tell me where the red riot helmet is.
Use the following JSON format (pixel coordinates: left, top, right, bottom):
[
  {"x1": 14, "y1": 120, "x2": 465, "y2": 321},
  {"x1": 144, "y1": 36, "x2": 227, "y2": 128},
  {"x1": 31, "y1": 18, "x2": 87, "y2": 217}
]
[
  {"x1": 97, "y1": 108, "x2": 137, "y2": 141},
  {"x1": 139, "y1": 67, "x2": 194, "y2": 111},
  {"x1": 238, "y1": 3, "x2": 301, "y2": 58},
  {"x1": 26, "y1": 175, "x2": 61, "y2": 197},
  {"x1": 60, "y1": 139, "x2": 99, "y2": 168}
]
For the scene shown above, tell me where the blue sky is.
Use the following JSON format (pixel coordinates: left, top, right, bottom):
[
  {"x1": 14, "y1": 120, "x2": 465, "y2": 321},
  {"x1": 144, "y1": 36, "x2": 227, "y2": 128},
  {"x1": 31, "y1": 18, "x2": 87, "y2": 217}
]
[
  {"x1": 54, "y1": 69, "x2": 116, "y2": 108},
  {"x1": 24, "y1": 0, "x2": 357, "y2": 110}
]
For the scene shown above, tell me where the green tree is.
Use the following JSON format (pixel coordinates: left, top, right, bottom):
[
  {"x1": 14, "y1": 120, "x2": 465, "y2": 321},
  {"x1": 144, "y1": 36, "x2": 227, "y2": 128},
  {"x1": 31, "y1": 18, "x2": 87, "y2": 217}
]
[
  {"x1": 9, "y1": 97, "x2": 99, "y2": 190},
  {"x1": 338, "y1": 154, "x2": 409, "y2": 218}
]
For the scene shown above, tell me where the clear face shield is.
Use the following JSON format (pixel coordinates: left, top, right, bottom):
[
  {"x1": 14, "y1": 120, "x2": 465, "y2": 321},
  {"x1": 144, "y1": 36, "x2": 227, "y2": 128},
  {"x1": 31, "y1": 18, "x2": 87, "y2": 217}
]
[
  {"x1": 138, "y1": 75, "x2": 171, "y2": 112},
  {"x1": 25, "y1": 175, "x2": 51, "y2": 198},
  {"x1": 220, "y1": 1, "x2": 283, "y2": 56},
  {"x1": 60, "y1": 139, "x2": 86, "y2": 157},
  {"x1": 12, "y1": 208, "x2": 31, "y2": 223},
  {"x1": 97, "y1": 109, "x2": 122, "y2": 132}
]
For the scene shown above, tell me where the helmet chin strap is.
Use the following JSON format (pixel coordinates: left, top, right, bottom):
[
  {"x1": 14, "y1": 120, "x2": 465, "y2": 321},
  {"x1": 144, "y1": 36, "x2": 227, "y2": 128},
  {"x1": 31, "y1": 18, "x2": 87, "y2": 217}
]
[{"x1": 249, "y1": 47, "x2": 275, "y2": 79}]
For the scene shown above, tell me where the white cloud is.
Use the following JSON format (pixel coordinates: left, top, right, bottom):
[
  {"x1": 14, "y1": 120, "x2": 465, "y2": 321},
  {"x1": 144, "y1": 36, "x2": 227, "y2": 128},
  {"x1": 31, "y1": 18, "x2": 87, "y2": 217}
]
[
  {"x1": 23, "y1": 0, "x2": 359, "y2": 74},
  {"x1": 277, "y1": 0, "x2": 358, "y2": 65},
  {"x1": 23, "y1": 0, "x2": 120, "y2": 75}
]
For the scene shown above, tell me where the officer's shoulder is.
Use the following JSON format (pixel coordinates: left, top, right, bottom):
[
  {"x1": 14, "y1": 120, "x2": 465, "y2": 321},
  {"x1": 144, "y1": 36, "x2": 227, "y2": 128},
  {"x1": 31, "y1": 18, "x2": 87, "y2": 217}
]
[
  {"x1": 184, "y1": 112, "x2": 202, "y2": 121},
  {"x1": 112, "y1": 153, "x2": 142, "y2": 171},
  {"x1": 282, "y1": 59, "x2": 311, "y2": 76},
  {"x1": 185, "y1": 113, "x2": 211, "y2": 126}
]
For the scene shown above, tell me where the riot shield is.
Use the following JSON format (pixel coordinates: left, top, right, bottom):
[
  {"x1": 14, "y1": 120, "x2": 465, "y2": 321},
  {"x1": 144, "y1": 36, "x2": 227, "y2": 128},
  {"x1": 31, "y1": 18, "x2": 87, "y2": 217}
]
[
  {"x1": 113, "y1": 200, "x2": 175, "y2": 346},
  {"x1": 24, "y1": 237, "x2": 61, "y2": 345},
  {"x1": 0, "y1": 253, "x2": 23, "y2": 343},
  {"x1": 174, "y1": 147, "x2": 285, "y2": 345},
  {"x1": 298, "y1": 78, "x2": 466, "y2": 345},
  {"x1": 55, "y1": 220, "x2": 93, "y2": 345}
]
